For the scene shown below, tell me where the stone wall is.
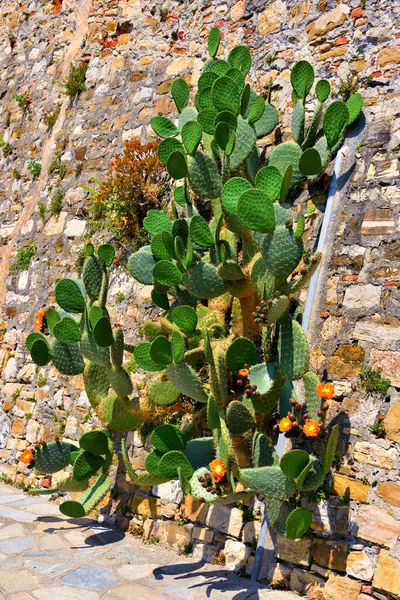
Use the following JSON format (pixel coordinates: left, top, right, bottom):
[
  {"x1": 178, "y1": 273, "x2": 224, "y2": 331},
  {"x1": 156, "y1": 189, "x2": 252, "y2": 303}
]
[{"x1": 0, "y1": 0, "x2": 399, "y2": 597}]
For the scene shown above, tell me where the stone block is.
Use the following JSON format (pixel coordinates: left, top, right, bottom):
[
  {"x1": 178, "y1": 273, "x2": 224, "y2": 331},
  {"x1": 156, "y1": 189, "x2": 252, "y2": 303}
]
[
  {"x1": 343, "y1": 284, "x2": 381, "y2": 309},
  {"x1": 129, "y1": 493, "x2": 162, "y2": 519},
  {"x1": 378, "y1": 46, "x2": 400, "y2": 67},
  {"x1": 230, "y1": 0, "x2": 246, "y2": 22},
  {"x1": 334, "y1": 506, "x2": 352, "y2": 536},
  {"x1": 369, "y1": 349, "x2": 400, "y2": 387},
  {"x1": 346, "y1": 550, "x2": 374, "y2": 581},
  {"x1": 311, "y1": 538, "x2": 348, "y2": 572},
  {"x1": 361, "y1": 209, "x2": 395, "y2": 236},
  {"x1": 353, "y1": 505, "x2": 400, "y2": 548},
  {"x1": 257, "y1": 0, "x2": 286, "y2": 35},
  {"x1": 224, "y1": 539, "x2": 250, "y2": 571},
  {"x1": 242, "y1": 519, "x2": 261, "y2": 544},
  {"x1": 276, "y1": 535, "x2": 311, "y2": 567},
  {"x1": 205, "y1": 505, "x2": 243, "y2": 538},
  {"x1": 332, "y1": 474, "x2": 370, "y2": 502},
  {"x1": 354, "y1": 315, "x2": 400, "y2": 345},
  {"x1": 192, "y1": 526, "x2": 213, "y2": 543},
  {"x1": 327, "y1": 344, "x2": 365, "y2": 379},
  {"x1": 306, "y1": 5, "x2": 349, "y2": 41},
  {"x1": 180, "y1": 494, "x2": 209, "y2": 523},
  {"x1": 373, "y1": 549, "x2": 400, "y2": 597},
  {"x1": 289, "y1": 567, "x2": 325, "y2": 594},
  {"x1": 156, "y1": 521, "x2": 193, "y2": 549},
  {"x1": 322, "y1": 573, "x2": 361, "y2": 600},
  {"x1": 385, "y1": 402, "x2": 400, "y2": 441},
  {"x1": 376, "y1": 481, "x2": 400, "y2": 507},
  {"x1": 354, "y1": 441, "x2": 396, "y2": 469}
]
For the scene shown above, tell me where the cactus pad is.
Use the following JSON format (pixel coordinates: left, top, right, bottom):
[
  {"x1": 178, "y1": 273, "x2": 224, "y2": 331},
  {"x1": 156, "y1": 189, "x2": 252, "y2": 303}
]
[
  {"x1": 268, "y1": 142, "x2": 302, "y2": 187},
  {"x1": 188, "y1": 151, "x2": 222, "y2": 198},
  {"x1": 230, "y1": 116, "x2": 257, "y2": 171},
  {"x1": 151, "y1": 116, "x2": 179, "y2": 138},
  {"x1": 167, "y1": 150, "x2": 188, "y2": 180},
  {"x1": 171, "y1": 78, "x2": 190, "y2": 113},
  {"x1": 82, "y1": 256, "x2": 103, "y2": 301},
  {"x1": 221, "y1": 177, "x2": 252, "y2": 215},
  {"x1": 184, "y1": 437, "x2": 215, "y2": 470},
  {"x1": 322, "y1": 424, "x2": 339, "y2": 476},
  {"x1": 277, "y1": 314, "x2": 309, "y2": 380},
  {"x1": 226, "y1": 337, "x2": 258, "y2": 374},
  {"x1": 302, "y1": 372, "x2": 322, "y2": 420},
  {"x1": 315, "y1": 79, "x2": 330, "y2": 103},
  {"x1": 151, "y1": 424, "x2": 185, "y2": 453},
  {"x1": 73, "y1": 451, "x2": 105, "y2": 482},
  {"x1": 183, "y1": 262, "x2": 229, "y2": 299},
  {"x1": 285, "y1": 507, "x2": 312, "y2": 539},
  {"x1": 53, "y1": 316, "x2": 81, "y2": 344},
  {"x1": 189, "y1": 215, "x2": 215, "y2": 248},
  {"x1": 248, "y1": 362, "x2": 283, "y2": 413},
  {"x1": 30, "y1": 337, "x2": 51, "y2": 367},
  {"x1": 172, "y1": 305, "x2": 198, "y2": 334},
  {"x1": 98, "y1": 395, "x2": 143, "y2": 432},
  {"x1": 34, "y1": 441, "x2": 77, "y2": 473},
  {"x1": 239, "y1": 466, "x2": 296, "y2": 499},
  {"x1": 147, "y1": 374, "x2": 181, "y2": 406},
  {"x1": 52, "y1": 341, "x2": 84, "y2": 375},
  {"x1": 299, "y1": 148, "x2": 323, "y2": 176},
  {"x1": 290, "y1": 60, "x2": 314, "y2": 100},
  {"x1": 255, "y1": 166, "x2": 282, "y2": 201},
  {"x1": 158, "y1": 138, "x2": 185, "y2": 165},
  {"x1": 181, "y1": 121, "x2": 202, "y2": 155},
  {"x1": 227, "y1": 45, "x2": 252, "y2": 75},
  {"x1": 212, "y1": 77, "x2": 241, "y2": 114},
  {"x1": 134, "y1": 342, "x2": 165, "y2": 371},
  {"x1": 261, "y1": 226, "x2": 304, "y2": 281},
  {"x1": 323, "y1": 100, "x2": 349, "y2": 149},
  {"x1": 159, "y1": 450, "x2": 194, "y2": 480},
  {"x1": 346, "y1": 92, "x2": 363, "y2": 126},
  {"x1": 166, "y1": 361, "x2": 208, "y2": 403},
  {"x1": 153, "y1": 260, "x2": 183, "y2": 287},
  {"x1": 237, "y1": 189, "x2": 275, "y2": 233},
  {"x1": 226, "y1": 400, "x2": 255, "y2": 434},
  {"x1": 79, "y1": 430, "x2": 109, "y2": 456},
  {"x1": 149, "y1": 335, "x2": 173, "y2": 366},
  {"x1": 207, "y1": 27, "x2": 221, "y2": 58},
  {"x1": 55, "y1": 279, "x2": 86, "y2": 313},
  {"x1": 280, "y1": 450, "x2": 309, "y2": 480},
  {"x1": 128, "y1": 247, "x2": 156, "y2": 285},
  {"x1": 59, "y1": 500, "x2": 86, "y2": 518}
]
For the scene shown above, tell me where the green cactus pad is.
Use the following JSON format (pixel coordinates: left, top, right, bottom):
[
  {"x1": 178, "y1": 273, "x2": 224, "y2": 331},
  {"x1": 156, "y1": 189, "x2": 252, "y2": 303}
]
[
  {"x1": 181, "y1": 121, "x2": 202, "y2": 155},
  {"x1": 97, "y1": 244, "x2": 114, "y2": 266},
  {"x1": 128, "y1": 247, "x2": 156, "y2": 285},
  {"x1": 93, "y1": 316, "x2": 113, "y2": 348},
  {"x1": 188, "y1": 151, "x2": 222, "y2": 198},
  {"x1": 285, "y1": 507, "x2": 312, "y2": 539},
  {"x1": 151, "y1": 290, "x2": 169, "y2": 311},
  {"x1": 302, "y1": 103, "x2": 323, "y2": 151},
  {"x1": 211, "y1": 77, "x2": 241, "y2": 114},
  {"x1": 167, "y1": 150, "x2": 188, "y2": 180},
  {"x1": 255, "y1": 166, "x2": 282, "y2": 201},
  {"x1": 171, "y1": 331, "x2": 186, "y2": 362},
  {"x1": 198, "y1": 71, "x2": 219, "y2": 91},
  {"x1": 299, "y1": 148, "x2": 323, "y2": 176},
  {"x1": 59, "y1": 500, "x2": 86, "y2": 518},
  {"x1": 55, "y1": 278, "x2": 86, "y2": 313},
  {"x1": 262, "y1": 226, "x2": 304, "y2": 281},
  {"x1": 346, "y1": 92, "x2": 363, "y2": 126},
  {"x1": 172, "y1": 305, "x2": 198, "y2": 334},
  {"x1": 183, "y1": 262, "x2": 229, "y2": 300},
  {"x1": 225, "y1": 67, "x2": 245, "y2": 91},
  {"x1": 107, "y1": 364, "x2": 133, "y2": 398},
  {"x1": 179, "y1": 107, "x2": 198, "y2": 132},
  {"x1": 291, "y1": 100, "x2": 305, "y2": 145},
  {"x1": 207, "y1": 27, "x2": 221, "y2": 57},
  {"x1": 82, "y1": 255, "x2": 103, "y2": 301},
  {"x1": 73, "y1": 451, "x2": 105, "y2": 482},
  {"x1": 34, "y1": 441, "x2": 77, "y2": 473},
  {"x1": 195, "y1": 87, "x2": 213, "y2": 111},
  {"x1": 268, "y1": 142, "x2": 302, "y2": 187},
  {"x1": 316, "y1": 79, "x2": 330, "y2": 102},
  {"x1": 265, "y1": 295, "x2": 289, "y2": 325},
  {"x1": 30, "y1": 337, "x2": 51, "y2": 366},
  {"x1": 303, "y1": 372, "x2": 322, "y2": 420},
  {"x1": 322, "y1": 424, "x2": 339, "y2": 476},
  {"x1": 239, "y1": 466, "x2": 296, "y2": 499},
  {"x1": 252, "y1": 432, "x2": 276, "y2": 467},
  {"x1": 230, "y1": 116, "x2": 257, "y2": 171},
  {"x1": 295, "y1": 460, "x2": 314, "y2": 490},
  {"x1": 52, "y1": 341, "x2": 84, "y2": 375},
  {"x1": 147, "y1": 374, "x2": 181, "y2": 406},
  {"x1": 121, "y1": 438, "x2": 138, "y2": 482},
  {"x1": 166, "y1": 361, "x2": 208, "y2": 403},
  {"x1": 248, "y1": 362, "x2": 283, "y2": 413},
  {"x1": 218, "y1": 260, "x2": 244, "y2": 281},
  {"x1": 189, "y1": 215, "x2": 214, "y2": 248},
  {"x1": 171, "y1": 78, "x2": 190, "y2": 113},
  {"x1": 300, "y1": 458, "x2": 323, "y2": 491},
  {"x1": 84, "y1": 362, "x2": 110, "y2": 407},
  {"x1": 254, "y1": 103, "x2": 279, "y2": 137},
  {"x1": 43, "y1": 308, "x2": 59, "y2": 335},
  {"x1": 80, "y1": 474, "x2": 111, "y2": 515},
  {"x1": 98, "y1": 395, "x2": 142, "y2": 432},
  {"x1": 153, "y1": 260, "x2": 183, "y2": 287},
  {"x1": 151, "y1": 424, "x2": 185, "y2": 453},
  {"x1": 151, "y1": 233, "x2": 174, "y2": 261},
  {"x1": 295, "y1": 214, "x2": 305, "y2": 239},
  {"x1": 226, "y1": 337, "x2": 258, "y2": 374},
  {"x1": 228, "y1": 45, "x2": 252, "y2": 75},
  {"x1": 207, "y1": 395, "x2": 220, "y2": 430},
  {"x1": 172, "y1": 218, "x2": 189, "y2": 244},
  {"x1": 134, "y1": 342, "x2": 165, "y2": 372},
  {"x1": 151, "y1": 116, "x2": 179, "y2": 138},
  {"x1": 197, "y1": 108, "x2": 218, "y2": 134},
  {"x1": 88, "y1": 304, "x2": 103, "y2": 329},
  {"x1": 149, "y1": 336, "x2": 173, "y2": 366},
  {"x1": 159, "y1": 450, "x2": 194, "y2": 480},
  {"x1": 184, "y1": 438, "x2": 215, "y2": 470},
  {"x1": 215, "y1": 110, "x2": 238, "y2": 136},
  {"x1": 190, "y1": 467, "x2": 219, "y2": 503},
  {"x1": 79, "y1": 430, "x2": 109, "y2": 456},
  {"x1": 237, "y1": 189, "x2": 275, "y2": 233},
  {"x1": 80, "y1": 329, "x2": 109, "y2": 366},
  {"x1": 226, "y1": 400, "x2": 255, "y2": 434},
  {"x1": 208, "y1": 59, "x2": 231, "y2": 76},
  {"x1": 58, "y1": 476, "x2": 89, "y2": 493},
  {"x1": 158, "y1": 137, "x2": 185, "y2": 165},
  {"x1": 248, "y1": 96, "x2": 265, "y2": 125},
  {"x1": 136, "y1": 472, "x2": 169, "y2": 486},
  {"x1": 277, "y1": 314, "x2": 309, "y2": 380},
  {"x1": 146, "y1": 450, "x2": 164, "y2": 474},
  {"x1": 323, "y1": 100, "x2": 349, "y2": 149},
  {"x1": 279, "y1": 164, "x2": 292, "y2": 202},
  {"x1": 111, "y1": 327, "x2": 124, "y2": 369},
  {"x1": 280, "y1": 450, "x2": 310, "y2": 480},
  {"x1": 221, "y1": 177, "x2": 252, "y2": 215},
  {"x1": 290, "y1": 60, "x2": 314, "y2": 100}
]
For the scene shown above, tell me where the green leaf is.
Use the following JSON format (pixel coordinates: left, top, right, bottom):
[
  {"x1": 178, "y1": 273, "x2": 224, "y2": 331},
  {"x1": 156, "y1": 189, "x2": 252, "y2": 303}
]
[
  {"x1": 211, "y1": 77, "x2": 241, "y2": 114},
  {"x1": 285, "y1": 507, "x2": 312, "y2": 539},
  {"x1": 315, "y1": 79, "x2": 330, "y2": 102},
  {"x1": 228, "y1": 45, "x2": 252, "y2": 75},
  {"x1": 172, "y1": 305, "x2": 198, "y2": 334},
  {"x1": 189, "y1": 215, "x2": 214, "y2": 248},
  {"x1": 149, "y1": 336, "x2": 173, "y2": 366},
  {"x1": 167, "y1": 151, "x2": 188, "y2": 180},
  {"x1": 151, "y1": 116, "x2": 179, "y2": 138},
  {"x1": 207, "y1": 27, "x2": 221, "y2": 58},
  {"x1": 171, "y1": 78, "x2": 190, "y2": 113},
  {"x1": 153, "y1": 260, "x2": 183, "y2": 287},
  {"x1": 181, "y1": 121, "x2": 202, "y2": 155},
  {"x1": 158, "y1": 137, "x2": 185, "y2": 165},
  {"x1": 97, "y1": 244, "x2": 115, "y2": 266},
  {"x1": 237, "y1": 188, "x2": 275, "y2": 233},
  {"x1": 53, "y1": 316, "x2": 81, "y2": 343}
]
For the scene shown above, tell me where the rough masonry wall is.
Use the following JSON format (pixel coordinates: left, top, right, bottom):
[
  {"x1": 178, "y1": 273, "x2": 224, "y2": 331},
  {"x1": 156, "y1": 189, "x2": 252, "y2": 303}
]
[{"x1": 0, "y1": 0, "x2": 399, "y2": 597}]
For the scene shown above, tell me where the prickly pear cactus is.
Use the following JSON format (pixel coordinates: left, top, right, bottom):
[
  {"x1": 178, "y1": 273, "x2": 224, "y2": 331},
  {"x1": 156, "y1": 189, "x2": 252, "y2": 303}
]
[{"x1": 25, "y1": 30, "x2": 363, "y2": 536}]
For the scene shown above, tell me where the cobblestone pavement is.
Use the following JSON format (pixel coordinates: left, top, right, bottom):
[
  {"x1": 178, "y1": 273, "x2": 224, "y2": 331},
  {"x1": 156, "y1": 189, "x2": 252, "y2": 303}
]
[{"x1": 0, "y1": 483, "x2": 298, "y2": 600}]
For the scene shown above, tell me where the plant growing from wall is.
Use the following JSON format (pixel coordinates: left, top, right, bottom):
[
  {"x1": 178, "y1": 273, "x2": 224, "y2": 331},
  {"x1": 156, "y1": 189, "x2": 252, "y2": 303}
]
[
  {"x1": 44, "y1": 104, "x2": 61, "y2": 128},
  {"x1": 26, "y1": 30, "x2": 363, "y2": 540},
  {"x1": 27, "y1": 160, "x2": 41, "y2": 178},
  {"x1": 83, "y1": 140, "x2": 169, "y2": 247},
  {"x1": 64, "y1": 62, "x2": 89, "y2": 98},
  {"x1": 13, "y1": 92, "x2": 32, "y2": 108},
  {"x1": 12, "y1": 242, "x2": 37, "y2": 270},
  {"x1": 0, "y1": 134, "x2": 13, "y2": 157}
]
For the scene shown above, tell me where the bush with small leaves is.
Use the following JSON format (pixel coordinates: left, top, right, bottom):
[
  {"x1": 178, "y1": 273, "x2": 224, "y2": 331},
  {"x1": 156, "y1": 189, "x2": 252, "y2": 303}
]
[{"x1": 64, "y1": 62, "x2": 89, "y2": 98}]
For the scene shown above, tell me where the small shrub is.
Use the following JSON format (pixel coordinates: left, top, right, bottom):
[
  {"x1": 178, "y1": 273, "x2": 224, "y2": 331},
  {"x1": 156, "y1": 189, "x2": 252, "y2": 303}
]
[
  {"x1": 0, "y1": 135, "x2": 13, "y2": 157},
  {"x1": 84, "y1": 140, "x2": 169, "y2": 246},
  {"x1": 360, "y1": 366, "x2": 391, "y2": 395},
  {"x1": 12, "y1": 169, "x2": 21, "y2": 179},
  {"x1": 338, "y1": 73, "x2": 358, "y2": 101},
  {"x1": 49, "y1": 187, "x2": 65, "y2": 218},
  {"x1": 116, "y1": 291, "x2": 125, "y2": 303},
  {"x1": 48, "y1": 150, "x2": 66, "y2": 180},
  {"x1": 27, "y1": 160, "x2": 41, "y2": 178},
  {"x1": 64, "y1": 62, "x2": 89, "y2": 98},
  {"x1": 44, "y1": 105, "x2": 61, "y2": 128},
  {"x1": 13, "y1": 92, "x2": 32, "y2": 107},
  {"x1": 37, "y1": 202, "x2": 46, "y2": 223},
  {"x1": 11, "y1": 242, "x2": 36, "y2": 270},
  {"x1": 37, "y1": 374, "x2": 47, "y2": 388},
  {"x1": 266, "y1": 53, "x2": 277, "y2": 63}
]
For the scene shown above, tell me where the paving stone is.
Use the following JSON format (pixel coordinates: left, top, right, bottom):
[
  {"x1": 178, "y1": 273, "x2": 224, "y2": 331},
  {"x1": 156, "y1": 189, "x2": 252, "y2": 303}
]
[
  {"x1": 24, "y1": 559, "x2": 73, "y2": 577},
  {"x1": 32, "y1": 586, "x2": 100, "y2": 600},
  {"x1": 0, "y1": 536, "x2": 35, "y2": 554},
  {"x1": 0, "y1": 523, "x2": 25, "y2": 540},
  {"x1": 0, "y1": 494, "x2": 27, "y2": 505},
  {"x1": 60, "y1": 565, "x2": 117, "y2": 590},
  {"x1": 1, "y1": 569, "x2": 39, "y2": 592},
  {"x1": 116, "y1": 563, "x2": 160, "y2": 581},
  {"x1": 0, "y1": 506, "x2": 38, "y2": 522}
]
